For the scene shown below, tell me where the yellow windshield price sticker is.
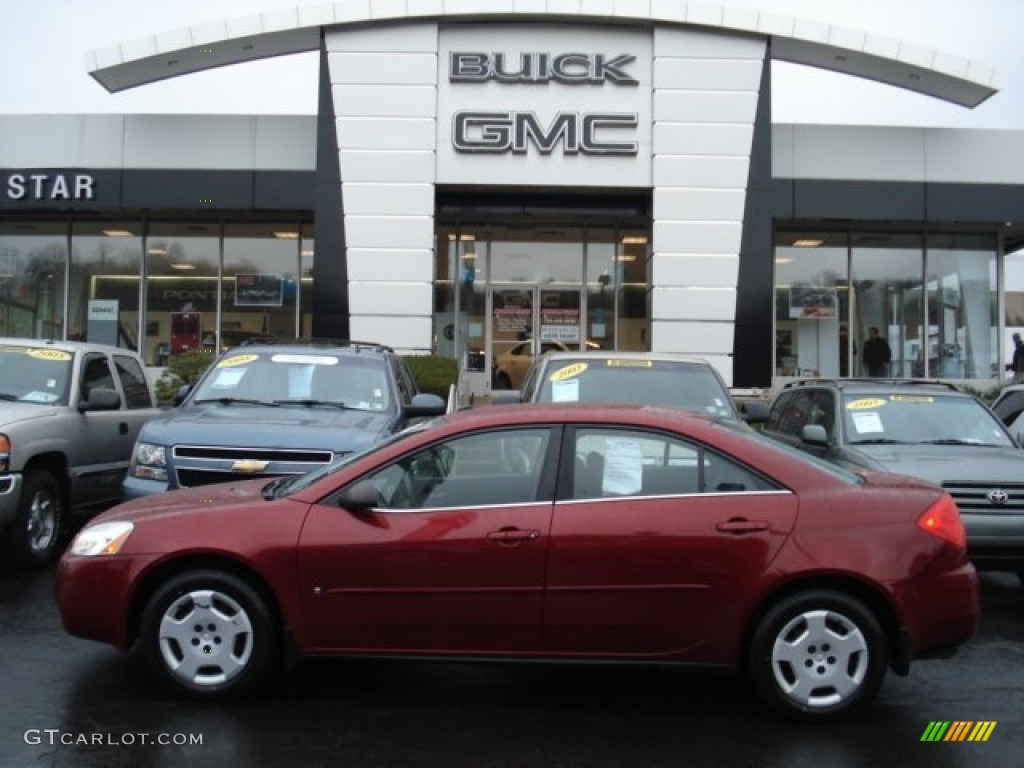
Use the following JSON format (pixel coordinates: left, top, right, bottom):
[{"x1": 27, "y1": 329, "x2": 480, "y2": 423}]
[
  {"x1": 26, "y1": 349, "x2": 72, "y2": 361},
  {"x1": 217, "y1": 354, "x2": 259, "y2": 368},
  {"x1": 550, "y1": 363, "x2": 588, "y2": 382},
  {"x1": 889, "y1": 395, "x2": 934, "y2": 403},
  {"x1": 846, "y1": 398, "x2": 886, "y2": 410},
  {"x1": 606, "y1": 359, "x2": 653, "y2": 368}
]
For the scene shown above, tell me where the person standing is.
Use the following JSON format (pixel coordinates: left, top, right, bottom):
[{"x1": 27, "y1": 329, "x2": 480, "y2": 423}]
[
  {"x1": 1008, "y1": 332, "x2": 1024, "y2": 383},
  {"x1": 862, "y1": 326, "x2": 891, "y2": 377}
]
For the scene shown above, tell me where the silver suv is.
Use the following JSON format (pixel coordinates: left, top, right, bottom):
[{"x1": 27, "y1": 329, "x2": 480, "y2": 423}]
[{"x1": 762, "y1": 378, "x2": 1024, "y2": 579}]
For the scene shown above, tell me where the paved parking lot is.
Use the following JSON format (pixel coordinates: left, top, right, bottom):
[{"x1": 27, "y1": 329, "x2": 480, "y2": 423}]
[{"x1": 1, "y1": 565, "x2": 1021, "y2": 768}]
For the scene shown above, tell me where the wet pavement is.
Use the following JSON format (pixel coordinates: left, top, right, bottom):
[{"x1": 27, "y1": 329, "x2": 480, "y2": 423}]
[{"x1": 1, "y1": 564, "x2": 1021, "y2": 768}]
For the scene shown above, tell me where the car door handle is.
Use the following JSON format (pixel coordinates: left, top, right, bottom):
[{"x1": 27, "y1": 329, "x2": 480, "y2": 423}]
[
  {"x1": 119, "y1": 422, "x2": 129, "y2": 435},
  {"x1": 486, "y1": 527, "x2": 540, "y2": 542},
  {"x1": 715, "y1": 519, "x2": 770, "y2": 534}
]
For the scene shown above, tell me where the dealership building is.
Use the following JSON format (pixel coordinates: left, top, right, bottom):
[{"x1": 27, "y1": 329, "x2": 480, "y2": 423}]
[{"x1": 3, "y1": 2, "x2": 1024, "y2": 393}]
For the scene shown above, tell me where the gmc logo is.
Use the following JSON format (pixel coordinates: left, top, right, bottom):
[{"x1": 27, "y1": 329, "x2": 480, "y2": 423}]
[
  {"x1": 453, "y1": 111, "x2": 638, "y2": 155},
  {"x1": 450, "y1": 52, "x2": 637, "y2": 85}
]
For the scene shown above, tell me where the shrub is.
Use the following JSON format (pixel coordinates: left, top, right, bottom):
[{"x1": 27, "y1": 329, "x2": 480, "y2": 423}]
[
  {"x1": 155, "y1": 349, "x2": 215, "y2": 404},
  {"x1": 402, "y1": 354, "x2": 458, "y2": 398}
]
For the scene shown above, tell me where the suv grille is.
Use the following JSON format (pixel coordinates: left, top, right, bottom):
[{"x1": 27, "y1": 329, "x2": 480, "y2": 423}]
[
  {"x1": 942, "y1": 482, "x2": 1024, "y2": 514},
  {"x1": 172, "y1": 445, "x2": 334, "y2": 488}
]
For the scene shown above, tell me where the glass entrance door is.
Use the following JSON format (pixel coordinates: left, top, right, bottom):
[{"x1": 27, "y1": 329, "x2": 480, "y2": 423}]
[{"x1": 489, "y1": 286, "x2": 583, "y2": 390}]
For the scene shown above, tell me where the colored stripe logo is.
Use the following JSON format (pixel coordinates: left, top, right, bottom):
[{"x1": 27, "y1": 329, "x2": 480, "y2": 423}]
[{"x1": 921, "y1": 721, "x2": 997, "y2": 742}]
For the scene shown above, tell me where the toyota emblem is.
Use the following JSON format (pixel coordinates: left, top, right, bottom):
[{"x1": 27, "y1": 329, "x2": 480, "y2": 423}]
[{"x1": 987, "y1": 489, "x2": 1009, "y2": 506}]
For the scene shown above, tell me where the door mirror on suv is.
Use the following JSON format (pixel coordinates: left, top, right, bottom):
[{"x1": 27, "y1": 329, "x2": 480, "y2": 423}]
[
  {"x1": 406, "y1": 393, "x2": 446, "y2": 418},
  {"x1": 801, "y1": 424, "x2": 829, "y2": 446},
  {"x1": 78, "y1": 387, "x2": 121, "y2": 413}
]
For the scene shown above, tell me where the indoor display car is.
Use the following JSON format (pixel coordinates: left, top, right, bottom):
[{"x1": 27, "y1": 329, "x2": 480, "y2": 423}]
[
  {"x1": 58, "y1": 402, "x2": 978, "y2": 720},
  {"x1": 761, "y1": 378, "x2": 1024, "y2": 579}
]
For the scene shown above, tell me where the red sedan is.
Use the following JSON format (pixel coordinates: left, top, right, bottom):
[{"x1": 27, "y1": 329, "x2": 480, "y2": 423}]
[{"x1": 56, "y1": 403, "x2": 978, "y2": 720}]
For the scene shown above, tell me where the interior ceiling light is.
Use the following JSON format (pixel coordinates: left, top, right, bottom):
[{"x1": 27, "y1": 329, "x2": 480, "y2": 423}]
[
  {"x1": 103, "y1": 229, "x2": 133, "y2": 237},
  {"x1": 621, "y1": 236, "x2": 648, "y2": 244},
  {"x1": 793, "y1": 238, "x2": 824, "y2": 247},
  {"x1": 146, "y1": 247, "x2": 168, "y2": 256},
  {"x1": 273, "y1": 231, "x2": 300, "y2": 239},
  {"x1": 170, "y1": 263, "x2": 197, "y2": 271}
]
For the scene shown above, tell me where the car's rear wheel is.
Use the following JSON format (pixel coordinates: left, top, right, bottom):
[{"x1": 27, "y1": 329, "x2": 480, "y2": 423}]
[
  {"x1": 139, "y1": 569, "x2": 277, "y2": 699},
  {"x1": 1, "y1": 468, "x2": 63, "y2": 568},
  {"x1": 747, "y1": 590, "x2": 887, "y2": 720}
]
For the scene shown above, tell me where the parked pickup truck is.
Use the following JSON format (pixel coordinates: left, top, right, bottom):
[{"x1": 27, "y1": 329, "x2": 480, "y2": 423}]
[{"x1": 0, "y1": 339, "x2": 161, "y2": 567}]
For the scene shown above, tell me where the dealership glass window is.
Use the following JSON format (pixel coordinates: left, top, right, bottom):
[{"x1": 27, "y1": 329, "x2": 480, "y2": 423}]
[
  {"x1": 300, "y1": 223, "x2": 315, "y2": 337},
  {"x1": 69, "y1": 222, "x2": 142, "y2": 348},
  {"x1": 0, "y1": 221, "x2": 67, "y2": 340},
  {"x1": 144, "y1": 222, "x2": 220, "y2": 366},
  {"x1": 773, "y1": 232, "x2": 849, "y2": 378},
  {"x1": 926, "y1": 234, "x2": 997, "y2": 379},
  {"x1": 850, "y1": 233, "x2": 923, "y2": 377},
  {"x1": 488, "y1": 226, "x2": 582, "y2": 284},
  {"x1": 222, "y1": 222, "x2": 301, "y2": 349}
]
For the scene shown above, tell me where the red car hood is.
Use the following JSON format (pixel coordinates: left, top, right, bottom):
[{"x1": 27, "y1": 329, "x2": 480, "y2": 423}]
[{"x1": 100, "y1": 478, "x2": 274, "y2": 522}]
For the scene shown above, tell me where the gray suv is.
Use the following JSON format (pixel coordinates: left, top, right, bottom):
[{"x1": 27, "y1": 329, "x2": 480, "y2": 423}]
[
  {"x1": 762, "y1": 378, "x2": 1024, "y2": 578},
  {"x1": 122, "y1": 340, "x2": 446, "y2": 500}
]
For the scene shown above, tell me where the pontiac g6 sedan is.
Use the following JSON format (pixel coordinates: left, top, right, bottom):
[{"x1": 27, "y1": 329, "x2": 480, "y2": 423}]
[{"x1": 56, "y1": 403, "x2": 979, "y2": 720}]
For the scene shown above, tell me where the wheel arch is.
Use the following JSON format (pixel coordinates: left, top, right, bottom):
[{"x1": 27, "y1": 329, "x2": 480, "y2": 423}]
[
  {"x1": 741, "y1": 575, "x2": 909, "y2": 676},
  {"x1": 126, "y1": 554, "x2": 286, "y2": 651},
  {"x1": 21, "y1": 452, "x2": 69, "y2": 497}
]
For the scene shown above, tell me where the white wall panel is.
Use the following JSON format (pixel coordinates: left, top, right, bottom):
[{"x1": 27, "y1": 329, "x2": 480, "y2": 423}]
[
  {"x1": 654, "y1": 27, "x2": 765, "y2": 59},
  {"x1": 654, "y1": 221, "x2": 743, "y2": 255},
  {"x1": 0, "y1": 115, "x2": 125, "y2": 168},
  {"x1": 790, "y1": 125, "x2": 925, "y2": 181},
  {"x1": 252, "y1": 116, "x2": 317, "y2": 170},
  {"x1": 652, "y1": 253, "x2": 740, "y2": 287},
  {"x1": 326, "y1": 23, "x2": 438, "y2": 52},
  {"x1": 335, "y1": 118, "x2": 436, "y2": 150},
  {"x1": 341, "y1": 184, "x2": 434, "y2": 216},
  {"x1": 654, "y1": 59, "x2": 764, "y2": 91},
  {"x1": 653, "y1": 155, "x2": 750, "y2": 188},
  {"x1": 124, "y1": 116, "x2": 255, "y2": 169},
  {"x1": 924, "y1": 129, "x2": 1024, "y2": 184},
  {"x1": 652, "y1": 287, "x2": 737, "y2": 321},
  {"x1": 332, "y1": 85, "x2": 437, "y2": 117},
  {"x1": 653, "y1": 188, "x2": 746, "y2": 221},
  {"x1": 654, "y1": 90, "x2": 759, "y2": 124},
  {"x1": 654, "y1": 124, "x2": 754, "y2": 156},
  {"x1": 344, "y1": 216, "x2": 435, "y2": 249},
  {"x1": 337, "y1": 151, "x2": 436, "y2": 182},
  {"x1": 347, "y1": 249, "x2": 434, "y2": 282},
  {"x1": 349, "y1": 315, "x2": 433, "y2": 352},
  {"x1": 348, "y1": 282, "x2": 434, "y2": 315},
  {"x1": 328, "y1": 53, "x2": 438, "y2": 84}
]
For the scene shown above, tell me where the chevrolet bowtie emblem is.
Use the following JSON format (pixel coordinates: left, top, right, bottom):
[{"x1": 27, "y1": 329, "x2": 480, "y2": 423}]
[{"x1": 232, "y1": 459, "x2": 269, "y2": 474}]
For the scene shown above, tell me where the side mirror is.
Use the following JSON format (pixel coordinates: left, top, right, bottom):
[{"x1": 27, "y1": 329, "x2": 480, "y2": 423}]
[
  {"x1": 406, "y1": 392, "x2": 446, "y2": 418},
  {"x1": 173, "y1": 384, "x2": 191, "y2": 406},
  {"x1": 78, "y1": 387, "x2": 121, "y2": 413},
  {"x1": 738, "y1": 399, "x2": 770, "y2": 424},
  {"x1": 801, "y1": 424, "x2": 830, "y2": 447},
  {"x1": 335, "y1": 479, "x2": 380, "y2": 511}
]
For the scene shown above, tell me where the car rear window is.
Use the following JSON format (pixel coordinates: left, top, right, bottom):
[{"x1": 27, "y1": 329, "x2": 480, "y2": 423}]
[{"x1": 534, "y1": 357, "x2": 737, "y2": 419}]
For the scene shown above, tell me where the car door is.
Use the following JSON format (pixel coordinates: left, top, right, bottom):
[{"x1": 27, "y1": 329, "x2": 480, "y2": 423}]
[
  {"x1": 543, "y1": 425, "x2": 798, "y2": 657},
  {"x1": 297, "y1": 426, "x2": 560, "y2": 653},
  {"x1": 71, "y1": 352, "x2": 137, "y2": 506}
]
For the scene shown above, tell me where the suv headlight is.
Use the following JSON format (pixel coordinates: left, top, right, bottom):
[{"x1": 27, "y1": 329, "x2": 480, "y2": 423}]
[
  {"x1": 70, "y1": 521, "x2": 134, "y2": 556},
  {"x1": 130, "y1": 442, "x2": 168, "y2": 481}
]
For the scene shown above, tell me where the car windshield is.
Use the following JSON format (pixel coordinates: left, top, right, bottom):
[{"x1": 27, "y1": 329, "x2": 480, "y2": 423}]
[
  {"x1": 534, "y1": 357, "x2": 738, "y2": 419},
  {"x1": 270, "y1": 417, "x2": 445, "y2": 497},
  {"x1": 192, "y1": 350, "x2": 393, "y2": 412},
  {"x1": 0, "y1": 345, "x2": 72, "y2": 405},
  {"x1": 841, "y1": 392, "x2": 1014, "y2": 447}
]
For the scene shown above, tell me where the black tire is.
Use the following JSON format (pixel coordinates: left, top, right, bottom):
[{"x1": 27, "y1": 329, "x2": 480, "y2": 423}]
[
  {"x1": 1, "y1": 469, "x2": 63, "y2": 568},
  {"x1": 139, "y1": 569, "x2": 277, "y2": 699},
  {"x1": 747, "y1": 590, "x2": 888, "y2": 721}
]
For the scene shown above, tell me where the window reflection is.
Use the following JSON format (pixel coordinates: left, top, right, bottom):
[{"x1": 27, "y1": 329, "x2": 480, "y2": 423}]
[{"x1": 0, "y1": 221, "x2": 67, "y2": 340}]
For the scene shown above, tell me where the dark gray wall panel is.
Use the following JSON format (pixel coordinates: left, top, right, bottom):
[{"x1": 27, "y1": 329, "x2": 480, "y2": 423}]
[{"x1": 793, "y1": 180, "x2": 925, "y2": 220}]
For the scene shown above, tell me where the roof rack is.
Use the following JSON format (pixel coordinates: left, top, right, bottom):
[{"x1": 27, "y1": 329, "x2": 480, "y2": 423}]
[
  {"x1": 783, "y1": 377, "x2": 962, "y2": 392},
  {"x1": 237, "y1": 337, "x2": 395, "y2": 353}
]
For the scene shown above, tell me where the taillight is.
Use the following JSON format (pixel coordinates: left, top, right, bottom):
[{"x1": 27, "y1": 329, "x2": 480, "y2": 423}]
[{"x1": 916, "y1": 495, "x2": 966, "y2": 550}]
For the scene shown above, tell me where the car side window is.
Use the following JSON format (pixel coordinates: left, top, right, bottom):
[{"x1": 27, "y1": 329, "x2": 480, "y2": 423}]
[
  {"x1": 569, "y1": 427, "x2": 775, "y2": 500},
  {"x1": 992, "y1": 390, "x2": 1024, "y2": 426},
  {"x1": 79, "y1": 354, "x2": 115, "y2": 402},
  {"x1": 365, "y1": 428, "x2": 552, "y2": 510},
  {"x1": 807, "y1": 390, "x2": 836, "y2": 439},
  {"x1": 773, "y1": 391, "x2": 814, "y2": 437},
  {"x1": 114, "y1": 354, "x2": 153, "y2": 408}
]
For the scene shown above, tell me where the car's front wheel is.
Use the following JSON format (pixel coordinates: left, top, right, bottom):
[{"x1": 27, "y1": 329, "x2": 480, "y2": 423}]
[
  {"x1": 1, "y1": 468, "x2": 63, "y2": 568},
  {"x1": 139, "y1": 569, "x2": 277, "y2": 699},
  {"x1": 747, "y1": 590, "x2": 887, "y2": 720}
]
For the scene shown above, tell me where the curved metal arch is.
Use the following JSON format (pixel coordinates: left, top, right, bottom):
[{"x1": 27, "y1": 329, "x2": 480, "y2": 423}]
[{"x1": 85, "y1": 1, "x2": 996, "y2": 108}]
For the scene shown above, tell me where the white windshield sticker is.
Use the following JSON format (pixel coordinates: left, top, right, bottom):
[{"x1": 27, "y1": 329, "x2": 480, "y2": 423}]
[
  {"x1": 271, "y1": 354, "x2": 339, "y2": 365},
  {"x1": 851, "y1": 411, "x2": 884, "y2": 433},
  {"x1": 551, "y1": 378, "x2": 580, "y2": 402},
  {"x1": 211, "y1": 369, "x2": 246, "y2": 388}
]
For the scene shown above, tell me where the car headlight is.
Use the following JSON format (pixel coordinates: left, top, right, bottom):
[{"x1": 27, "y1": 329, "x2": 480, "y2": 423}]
[
  {"x1": 70, "y1": 521, "x2": 134, "y2": 556},
  {"x1": 130, "y1": 442, "x2": 168, "y2": 481}
]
